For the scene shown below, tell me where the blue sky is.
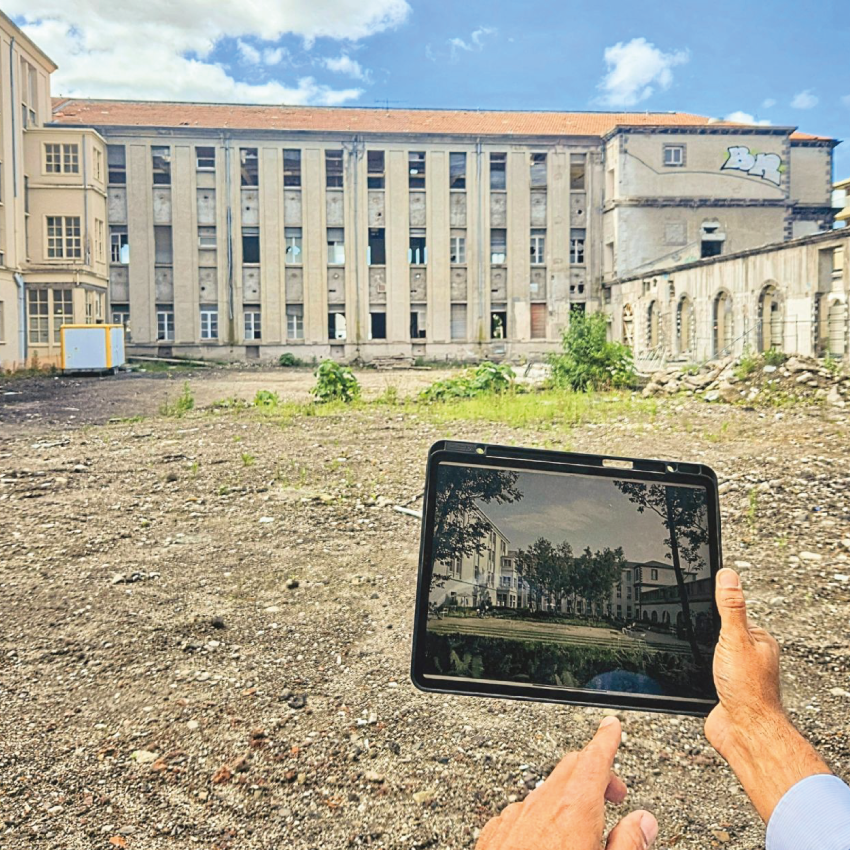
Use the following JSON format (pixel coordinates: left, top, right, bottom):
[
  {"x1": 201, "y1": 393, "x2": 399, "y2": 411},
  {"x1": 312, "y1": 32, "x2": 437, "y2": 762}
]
[{"x1": 13, "y1": 0, "x2": 850, "y2": 174}]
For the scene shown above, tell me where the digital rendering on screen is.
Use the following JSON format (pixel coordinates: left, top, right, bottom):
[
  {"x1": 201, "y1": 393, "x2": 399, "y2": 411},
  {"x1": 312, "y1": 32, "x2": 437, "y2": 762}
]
[{"x1": 424, "y1": 463, "x2": 717, "y2": 703}]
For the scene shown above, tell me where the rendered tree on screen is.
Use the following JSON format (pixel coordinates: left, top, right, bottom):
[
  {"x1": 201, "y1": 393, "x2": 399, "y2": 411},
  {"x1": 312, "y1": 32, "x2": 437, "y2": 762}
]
[{"x1": 613, "y1": 481, "x2": 709, "y2": 664}]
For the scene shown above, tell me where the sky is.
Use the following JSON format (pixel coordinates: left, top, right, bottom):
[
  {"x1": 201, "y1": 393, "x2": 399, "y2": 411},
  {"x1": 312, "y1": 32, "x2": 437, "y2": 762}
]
[
  {"x1": 460, "y1": 467, "x2": 710, "y2": 571},
  {"x1": 11, "y1": 0, "x2": 850, "y2": 175}
]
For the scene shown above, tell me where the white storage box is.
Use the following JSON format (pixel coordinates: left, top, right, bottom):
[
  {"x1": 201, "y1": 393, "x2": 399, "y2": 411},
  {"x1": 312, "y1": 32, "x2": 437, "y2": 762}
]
[{"x1": 60, "y1": 324, "x2": 126, "y2": 372}]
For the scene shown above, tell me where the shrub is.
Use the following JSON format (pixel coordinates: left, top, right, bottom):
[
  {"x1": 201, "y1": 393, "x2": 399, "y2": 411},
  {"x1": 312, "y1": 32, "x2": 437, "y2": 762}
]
[
  {"x1": 278, "y1": 353, "x2": 304, "y2": 368},
  {"x1": 253, "y1": 389, "x2": 281, "y2": 409},
  {"x1": 420, "y1": 361, "x2": 515, "y2": 401},
  {"x1": 763, "y1": 347, "x2": 787, "y2": 367},
  {"x1": 548, "y1": 313, "x2": 635, "y2": 392},
  {"x1": 160, "y1": 382, "x2": 194, "y2": 417},
  {"x1": 734, "y1": 347, "x2": 760, "y2": 379},
  {"x1": 311, "y1": 360, "x2": 360, "y2": 403}
]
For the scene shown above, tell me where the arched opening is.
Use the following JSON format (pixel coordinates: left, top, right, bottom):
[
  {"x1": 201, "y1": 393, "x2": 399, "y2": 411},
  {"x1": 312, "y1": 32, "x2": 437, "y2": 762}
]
[
  {"x1": 676, "y1": 295, "x2": 694, "y2": 357},
  {"x1": 642, "y1": 610, "x2": 649, "y2": 622},
  {"x1": 622, "y1": 303, "x2": 634, "y2": 346},
  {"x1": 758, "y1": 284, "x2": 784, "y2": 352},
  {"x1": 712, "y1": 290, "x2": 734, "y2": 357},
  {"x1": 650, "y1": 610, "x2": 658, "y2": 624},
  {"x1": 646, "y1": 300, "x2": 660, "y2": 348},
  {"x1": 828, "y1": 298, "x2": 847, "y2": 358},
  {"x1": 662, "y1": 610, "x2": 671, "y2": 625}
]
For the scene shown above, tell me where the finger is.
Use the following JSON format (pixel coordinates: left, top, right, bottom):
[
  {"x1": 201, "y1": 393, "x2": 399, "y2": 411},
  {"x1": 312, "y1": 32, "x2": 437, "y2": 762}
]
[
  {"x1": 577, "y1": 716, "x2": 623, "y2": 794},
  {"x1": 715, "y1": 568, "x2": 751, "y2": 644},
  {"x1": 606, "y1": 810, "x2": 658, "y2": 850},
  {"x1": 476, "y1": 803, "x2": 523, "y2": 849},
  {"x1": 605, "y1": 772, "x2": 628, "y2": 805}
]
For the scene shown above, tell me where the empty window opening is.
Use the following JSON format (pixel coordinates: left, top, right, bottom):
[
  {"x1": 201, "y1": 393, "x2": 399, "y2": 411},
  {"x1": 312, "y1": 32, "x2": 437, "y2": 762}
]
[
  {"x1": 713, "y1": 291, "x2": 734, "y2": 356},
  {"x1": 287, "y1": 304, "x2": 304, "y2": 340},
  {"x1": 490, "y1": 153, "x2": 507, "y2": 191},
  {"x1": 450, "y1": 231, "x2": 466, "y2": 264},
  {"x1": 646, "y1": 300, "x2": 660, "y2": 348},
  {"x1": 327, "y1": 227, "x2": 345, "y2": 265},
  {"x1": 570, "y1": 229, "x2": 586, "y2": 264},
  {"x1": 701, "y1": 221, "x2": 725, "y2": 259},
  {"x1": 410, "y1": 306, "x2": 427, "y2": 339},
  {"x1": 664, "y1": 145, "x2": 685, "y2": 167},
  {"x1": 369, "y1": 311, "x2": 387, "y2": 340},
  {"x1": 490, "y1": 228, "x2": 507, "y2": 264},
  {"x1": 283, "y1": 227, "x2": 301, "y2": 265},
  {"x1": 110, "y1": 225, "x2": 129, "y2": 264},
  {"x1": 450, "y1": 152, "x2": 466, "y2": 190},
  {"x1": 107, "y1": 145, "x2": 126, "y2": 184},
  {"x1": 328, "y1": 309, "x2": 347, "y2": 340},
  {"x1": 326, "y1": 150, "x2": 344, "y2": 188},
  {"x1": 530, "y1": 152, "x2": 547, "y2": 188},
  {"x1": 367, "y1": 151, "x2": 385, "y2": 188},
  {"x1": 530, "y1": 229, "x2": 545, "y2": 265},
  {"x1": 409, "y1": 229, "x2": 427, "y2": 265},
  {"x1": 283, "y1": 149, "x2": 301, "y2": 187},
  {"x1": 112, "y1": 304, "x2": 130, "y2": 329},
  {"x1": 490, "y1": 308, "x2": 507, "y2": 340},
  {"x1": 196, "y1": 146, "x2": 216, "y2": 171},
  {"x1": 152, "y1": 146, "x2": 171, "y2": 185},
  {"x1": 570, "y1": 154, "x2": 586, "y2": 190},
  {"x1": 368, "y1": 228, "x2": 386, "y2": 265},
  {"x1": 242, "y1": 227, "x2": 260, "y2": 264},
  {"x1": 677, "y1": 295, "x2": 694, "y2": 355},
  {"x1": 240, "y1": 148, "x2": 258, "y2": 186},
  {"x1": 409, "y1": 151, "x2": 426, "y2": 189},
  {"x1": 154, "y1": 226, "x2": 173, "y2": 265},
  {"x1": 244, "y1": 308, "x2": 261, "y2": 340}
]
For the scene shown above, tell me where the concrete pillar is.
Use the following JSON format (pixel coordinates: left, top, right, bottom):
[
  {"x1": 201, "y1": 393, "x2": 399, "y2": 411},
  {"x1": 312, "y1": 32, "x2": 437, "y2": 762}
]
[
  {"x1": 261, "y1": 146, "x2": 283, "y2": 344},
  {"x1": 172, "y1": 145, "x2": 195, "y2": 344},
  {"x1": 302, "y1": 148, "x2": 326, "y2": 344},
  {"x1": 429, "y1": 150, "x2": 450, "y2": 342},
  {"x1": 386, "y1": 149, "x2": 410, "y2": 344},
  {"x1": 127, "y1": 143, "x2": 153, "y2": 343},
  {"x1": 509, "y1": 149, "x2": 530, "y2": 342}
]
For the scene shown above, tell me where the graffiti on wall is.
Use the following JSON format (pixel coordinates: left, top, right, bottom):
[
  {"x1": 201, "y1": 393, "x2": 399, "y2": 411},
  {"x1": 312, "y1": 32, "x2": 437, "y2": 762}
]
[{"x1": 722, "y1": 146, "x2": 782, "y2": 186}]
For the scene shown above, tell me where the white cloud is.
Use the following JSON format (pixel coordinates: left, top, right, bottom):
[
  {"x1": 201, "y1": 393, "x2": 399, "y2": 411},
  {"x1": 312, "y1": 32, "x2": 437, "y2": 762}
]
[
  {"x1": 761, "y1": 98, "x2": 776, "y2": 109},
  {"x1": 597, "y1": 37, "x2": 689, "y2": 108},
  {"x1": 322, "y1": 54, "x2": 371, "y2": 81},
  {"x1": 725, "y1": 110, "x2": 772, "y2": 126},
  {"x1": 448, "y1": 26, "x2": 496, "y2": 61},
  {"x1": 12, "y1": 0, "x2": 409, "y2": 103},
  {"x1": 842, "y1": 94, "x2": 850, "y2": 108},
  {"x1": 791, "y1": 89, "x2": 818, "y2": 109}
]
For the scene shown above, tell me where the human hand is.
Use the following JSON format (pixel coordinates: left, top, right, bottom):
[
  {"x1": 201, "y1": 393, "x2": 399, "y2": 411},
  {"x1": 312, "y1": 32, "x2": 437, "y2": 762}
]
[
  {"x1": 704, "y1": 567, "x2": 830, "y2": 821},
  {"x1": 476, "y1": 716, "x2": 658, "y2": 850}
]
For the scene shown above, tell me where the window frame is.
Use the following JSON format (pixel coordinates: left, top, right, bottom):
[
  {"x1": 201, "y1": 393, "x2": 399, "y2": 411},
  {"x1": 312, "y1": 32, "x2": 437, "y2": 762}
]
[
  {"x1": 284, "y1": 227, "x2": 303, "y2": 266},
  {"x1": 156, "y1": 308, "x2": 175, "y2": 342},
  {"x1": 283, "y1": 149, "x2": 302, "y2": 188},
  {"x1": 151, "y1": 145, "x2": 172, "y2": 186},
  {"x1": 490, "y1": 228, "x2": 507, "y2": 265},
  {"x1": 286, "y1": 304, "x2": 305, "y2": 340},
  {"x1": 325, "y1": 150, "x2": 344, "y2": 189},
  {"x1": 570, "y1": 229, "x2": 586, "y2": 265},
  {"x1": 367, "y1": 150, "x2": 385, "y2": 189},
  {"x1": 196, "y1": 146, "x2": 216, "y2": 171},
  {"x1": 244, "y1": 308, "x2": 262, "y2": 341},
  {"x1": 52, "y1": 289, "x2": 73, "y2": 342},
  {"x1": 449, "y1": 152, "x2": 466, "y2": 190},
  {"x1": 490, "y1": 152, "x2": 507, "y2": 191},
  {"x1": 46, "y1": 216, "x2": 82, "y2": 260},
  {"x1": 27, "y1": 289, "x2": 49, "y2": 345},
  {"x1": 408, "y1": 151, "x2": 426, "y2": 189},
  {"x1": 200, "y1": 307, "x2": 219, "y2": 340},
  {"x1": 663, "y1": 144, "x2": 686, "y2": 167},
  {"x1": 530, "y1": 228, "x2": 546, "y2": 265},
  {"x1": 450, "y1": 232, "x2": 466, "y2": 265},
  {"x1": 327, "y1": 227, "x2": 345, "y2": 265},
  {"x1": 530, "y1": 152, "x2": 547, "y2": 188}
]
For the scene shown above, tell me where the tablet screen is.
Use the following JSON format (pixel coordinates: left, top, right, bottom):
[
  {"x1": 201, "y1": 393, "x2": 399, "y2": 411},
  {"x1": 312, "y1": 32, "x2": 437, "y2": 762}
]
[{"x1": 423, "y1": 462, "x2": 718, "y2": 704}]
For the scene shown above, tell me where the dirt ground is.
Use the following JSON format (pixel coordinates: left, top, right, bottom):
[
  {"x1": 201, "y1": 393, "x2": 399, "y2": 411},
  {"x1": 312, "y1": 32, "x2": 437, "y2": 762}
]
[{"x1": 1, "y1": 368, "x2": 849, "y2": 849}]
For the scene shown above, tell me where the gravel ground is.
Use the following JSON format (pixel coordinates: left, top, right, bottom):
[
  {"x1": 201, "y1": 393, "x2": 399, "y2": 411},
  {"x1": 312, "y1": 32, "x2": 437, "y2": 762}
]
[{"x1": 1, "y1": 371, "x2": 849, "y2": 849}]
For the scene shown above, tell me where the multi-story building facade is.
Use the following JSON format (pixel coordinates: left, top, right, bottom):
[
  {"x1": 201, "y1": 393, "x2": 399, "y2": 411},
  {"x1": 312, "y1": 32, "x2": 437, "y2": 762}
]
[{"x1": 0, "y1": 12, "x2": 108, "y2": 370}]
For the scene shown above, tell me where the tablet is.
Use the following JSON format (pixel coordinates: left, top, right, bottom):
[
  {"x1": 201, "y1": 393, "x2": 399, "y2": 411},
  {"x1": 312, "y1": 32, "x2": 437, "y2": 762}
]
[{"x1": 410, "y1": 442, "x2": 722, "y2": 716}]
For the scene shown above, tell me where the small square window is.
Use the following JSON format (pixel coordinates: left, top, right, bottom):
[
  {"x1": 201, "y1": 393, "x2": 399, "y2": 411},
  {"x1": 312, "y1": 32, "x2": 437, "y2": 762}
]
[{"x1": 664, "y1": 145, "x2": 685, "y2": 167}]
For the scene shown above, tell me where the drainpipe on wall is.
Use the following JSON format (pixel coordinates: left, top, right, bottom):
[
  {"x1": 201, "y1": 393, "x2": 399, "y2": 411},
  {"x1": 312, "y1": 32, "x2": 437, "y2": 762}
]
[
  {"x1": 14, "y1": 272, "x2": 26, "y2": 365},
  {"x1": 475, "y1": 138, "x2": 484, "y2": 345}
]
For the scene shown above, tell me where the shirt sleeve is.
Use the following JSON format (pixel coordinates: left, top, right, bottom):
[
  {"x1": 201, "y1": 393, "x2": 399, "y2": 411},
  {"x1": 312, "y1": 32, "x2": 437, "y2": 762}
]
[{"x1": 766, "y1": 774, "x2": 850, "y2": 850}]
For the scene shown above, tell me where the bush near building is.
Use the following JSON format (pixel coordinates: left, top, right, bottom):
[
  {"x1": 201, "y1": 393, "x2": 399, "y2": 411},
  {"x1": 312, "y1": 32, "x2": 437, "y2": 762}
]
[
  {"x1": 311, "y1": 360, "x2": 361, "y2": 404},
  {"x1": 420, "y1": 361, "x2": 516, "y2": 401}
]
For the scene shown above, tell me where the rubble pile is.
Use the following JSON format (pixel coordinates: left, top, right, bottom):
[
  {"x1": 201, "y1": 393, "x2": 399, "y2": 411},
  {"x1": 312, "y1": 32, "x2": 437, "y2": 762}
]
[{"x1": 641, "y1": 354, "x2": 849, "y2": 407}]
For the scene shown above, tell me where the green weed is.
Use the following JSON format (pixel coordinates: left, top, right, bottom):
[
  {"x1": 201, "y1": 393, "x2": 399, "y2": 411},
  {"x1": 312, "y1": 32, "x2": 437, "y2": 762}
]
[{"x1": 159, "y1": 382, "x2": 195, "y2": 417}]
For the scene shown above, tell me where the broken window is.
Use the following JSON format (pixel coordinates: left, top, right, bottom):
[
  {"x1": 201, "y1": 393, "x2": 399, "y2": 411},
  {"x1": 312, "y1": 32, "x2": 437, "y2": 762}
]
[
  {"x1": 368, "y1": 228, "x2": 386, "y2": 265},
  {"x1": 112, "y1": 304, "x2": 130, "y2": 328},
  {"x1": 287, "y1": 304, "x2": 304, "y2": 340},
  {"x1": 156, "y1": 306, "x2": 174, "y2": 341},
  {"x1": 490, "y1": 228, "x2": 507, "y2": 264},
  {"x1": 409, "y1": 151, "x2": 426, "y2": 189},
  {"x1": 491, "y1": 307, "x2": 507, "y2": 339},
  {"x1": 328, "y1": 308, "x2": 347, "y2": 340},
  {"x1": 154, "y1": 226, "x2": 173, "y2": 265},
  {"x1": 108, "y1": 145, "x2": 126, "y2": 184},
  {"x1": 244, "y1": 308, "x2": 261, "y2": 340},
  {"x1": 200, "y1": 306, "x2": 218, "y2": 340},
  {"x1": 409, "y1": 228, "x2": 427, "y2": 265},
  {"x1": 152, "y1": 146, "x2": 171, "y2": 185},
  {"x1": 326, "y1": 150, "x2": 344, "y2": 188},
  {"x1": 110, "y1": 225, "x2": 129, "y2": 264},
  {"x1": 198, "y1": 226, "x2": 217, "y2": 250},
  {"x1": 283, "y1": 149, "x2": 301, "y2": 187},
  {"x1": 490, "y1": 153, "x2": 506, "y2": 191},
  {"x1": 367, "y1": 151, "x2": 385, "y2": 188},
  {"x1": 570, "y1": 154, "x2": 586, "y2": 190},
  {"x1": 242, "y1": 227, "x2": 260, "y2": 264},
  {"x1": 410, "y1": 306, "x2": 427, "y2": 339},
  {"x1": 700, "y1": 220, "x2": 725, "y2": 258},
  {"x1": 530, "y1": 152, "x2": 547, "y2": 188},
  {"x1": 664, "y1": 145, "x2": 685, "y2": 167},
  {"x1": 570, "y1": 229, "x2": 586, "y2": 264},
  {"x1": 450, "y1": 230, "x2": 466, "y2": 265},
  {"x1": 369, "y1": 311, "x2": 387, "y2": 340},
  {"x1": 450, "y1": 152, "x2": 466, "y2": 190},
  {"x1": 283, "y1": 227, "x2": 301, "y2": 265},
  {"x1": 327, "y1": 227, "x2": 345, "y2": 265},
  {"x1": 196, "y1": 146, "x2": 216, "y2": 171},
  {"x1": 240, "y1": 148, "x2": 259, "y2": 186},
  {"x1": 450, "y1": 304, "x2": 467, "y2": 340},
  {"x1": 530, "y1": 229, "x2": 545, "y2": 265}
]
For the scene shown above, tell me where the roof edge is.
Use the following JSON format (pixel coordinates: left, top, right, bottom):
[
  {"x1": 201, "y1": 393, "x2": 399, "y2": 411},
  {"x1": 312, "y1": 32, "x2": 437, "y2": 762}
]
[{"x1": 1, "y1": 11, "x2": 57, "y2": 72}]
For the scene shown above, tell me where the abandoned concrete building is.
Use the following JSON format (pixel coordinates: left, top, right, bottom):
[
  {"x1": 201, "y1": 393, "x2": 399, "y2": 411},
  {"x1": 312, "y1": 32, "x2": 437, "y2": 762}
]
[{"x1": 0, "y1": 10, "x2": 846, "y2": 369}]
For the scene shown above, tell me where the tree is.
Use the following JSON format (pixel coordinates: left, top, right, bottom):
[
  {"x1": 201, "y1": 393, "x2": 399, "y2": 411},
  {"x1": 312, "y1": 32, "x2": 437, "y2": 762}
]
[
  {"x1": 573, "y1": 546, "x2": 627, "y2": 614},
  {"x1": 613, "y1": 481, "x2": 710, "y2": 663}
]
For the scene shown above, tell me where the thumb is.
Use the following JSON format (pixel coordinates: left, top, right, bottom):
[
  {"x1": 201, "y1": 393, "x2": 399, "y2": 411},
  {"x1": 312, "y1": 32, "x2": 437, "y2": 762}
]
[
  {"x1": 715, "y1": 568, "x2": 750, "y2": 642},
  {"x1": 606, "y1": 810, "x2": 658, "y2": 850}
]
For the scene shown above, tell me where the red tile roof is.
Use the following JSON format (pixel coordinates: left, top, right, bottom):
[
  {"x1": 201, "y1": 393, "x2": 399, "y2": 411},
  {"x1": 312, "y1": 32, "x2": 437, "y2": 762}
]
[{"x1": 49, "y1": 99, "x2": 832, "y2": 142}]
